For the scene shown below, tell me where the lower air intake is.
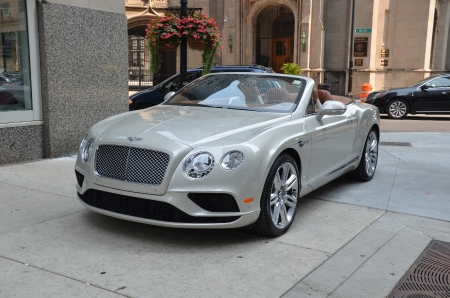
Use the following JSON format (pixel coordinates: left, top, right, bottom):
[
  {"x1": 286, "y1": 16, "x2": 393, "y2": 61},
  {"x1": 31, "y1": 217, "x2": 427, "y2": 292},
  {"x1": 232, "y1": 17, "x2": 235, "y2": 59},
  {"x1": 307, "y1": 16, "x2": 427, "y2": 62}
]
[{"x1": 78, "y1": 189, "x2": 240, "y2": 224}]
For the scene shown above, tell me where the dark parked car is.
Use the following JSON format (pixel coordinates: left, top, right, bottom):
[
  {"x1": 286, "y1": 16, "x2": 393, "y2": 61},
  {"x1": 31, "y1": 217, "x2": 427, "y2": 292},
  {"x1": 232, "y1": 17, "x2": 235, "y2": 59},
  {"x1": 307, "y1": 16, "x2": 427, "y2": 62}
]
[
  {"x1": 365, "y1": 74, "x2": 450, "y2": 119},
  {"x1": 129, "y1": 65, "x2": 274, "y2": 110}
]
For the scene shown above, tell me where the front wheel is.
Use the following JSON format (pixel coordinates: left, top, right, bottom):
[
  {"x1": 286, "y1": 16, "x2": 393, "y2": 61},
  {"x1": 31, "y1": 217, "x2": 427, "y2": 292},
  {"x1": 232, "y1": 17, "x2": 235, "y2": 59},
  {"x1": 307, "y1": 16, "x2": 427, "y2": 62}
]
[
  {"x1": 347, "y1": 129, "x2": 379, "y2": 181},
  {"x1": 253, "y1": 154, "x2": 300, "y2": 237},
  {"x1": 387, "y1": 99, "x2": 408, "y2": 119}
]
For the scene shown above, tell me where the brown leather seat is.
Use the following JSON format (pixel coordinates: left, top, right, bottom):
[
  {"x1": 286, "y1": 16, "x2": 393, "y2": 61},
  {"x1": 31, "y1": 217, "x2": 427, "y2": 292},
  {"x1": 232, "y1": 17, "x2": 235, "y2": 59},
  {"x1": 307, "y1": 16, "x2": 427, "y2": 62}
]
[
  {"x1": 312, "y1": 89, "x2": 319, "y2": 102},
  {"x1": 239, "y1": 81, "x2": 262, "y2": 105},
  {"x1": 313, "y1": 88, "x2": 352, "y2": 107},
  {"x1": 265, "y1": 88, "x2": 289, "y2": 104},
  {"x1": 331, "y1": 95, "x2": 353, "y2": 105}
]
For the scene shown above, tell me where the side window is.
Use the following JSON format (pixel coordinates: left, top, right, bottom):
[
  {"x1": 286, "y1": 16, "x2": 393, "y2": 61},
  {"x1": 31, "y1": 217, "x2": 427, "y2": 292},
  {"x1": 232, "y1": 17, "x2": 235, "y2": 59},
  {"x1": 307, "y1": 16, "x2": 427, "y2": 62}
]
[
  {"x1": 163, "y1": 77, "x2": 180, "y2": 92},
  {"x1": 428, "y1": 77, "x2": 450, "y2": 88},
  {"x1": 163, "y1": 73, "x2": 198, "y2": 92}
]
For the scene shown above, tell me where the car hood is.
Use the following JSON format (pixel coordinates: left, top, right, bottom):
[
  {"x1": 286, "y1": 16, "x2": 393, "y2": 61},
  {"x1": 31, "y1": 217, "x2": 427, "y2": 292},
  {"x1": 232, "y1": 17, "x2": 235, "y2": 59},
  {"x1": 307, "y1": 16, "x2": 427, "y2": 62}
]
[
  {"x1": 93, "y1": 105, "x2": 290, "y2": 149},
  {"x1": 373, "y1": 86, "x2": 410, "y2": 93}
]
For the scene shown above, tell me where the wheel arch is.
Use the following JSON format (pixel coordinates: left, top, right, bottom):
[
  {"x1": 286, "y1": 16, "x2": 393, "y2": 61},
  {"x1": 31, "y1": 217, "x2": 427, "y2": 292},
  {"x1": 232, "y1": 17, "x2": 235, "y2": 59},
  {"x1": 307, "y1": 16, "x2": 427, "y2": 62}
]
[{"x1": 265, "y1": 147, "x2": 303, "y2": 190}]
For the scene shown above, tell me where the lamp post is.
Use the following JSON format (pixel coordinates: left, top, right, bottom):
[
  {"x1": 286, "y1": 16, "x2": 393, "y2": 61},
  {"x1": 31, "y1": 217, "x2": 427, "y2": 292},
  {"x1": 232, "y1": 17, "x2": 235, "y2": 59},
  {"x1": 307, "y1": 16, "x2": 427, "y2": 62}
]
[
  {"x1": 300, "y1": 31, "x2": 306, "y2": 52},
  {"x1": 179, "y1": 0, "x2": 188, "y2": 89},
  {"x1": 347, "y1": 0, "x2": 356, "y2": 99}
]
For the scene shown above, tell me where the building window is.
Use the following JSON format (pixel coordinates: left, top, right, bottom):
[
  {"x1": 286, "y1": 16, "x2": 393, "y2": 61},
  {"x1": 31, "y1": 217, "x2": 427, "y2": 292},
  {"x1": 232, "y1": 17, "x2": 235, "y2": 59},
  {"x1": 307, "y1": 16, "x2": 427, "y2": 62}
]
[
  {"x1": 0, "y1": 0, "x2": 40, "y2": 125},
  {"x1": 1, "y1": 3, "x2": 11, "y2": 18},
  {"x1": 18, "y1": 1, "x2": 25, "y2": 13}
]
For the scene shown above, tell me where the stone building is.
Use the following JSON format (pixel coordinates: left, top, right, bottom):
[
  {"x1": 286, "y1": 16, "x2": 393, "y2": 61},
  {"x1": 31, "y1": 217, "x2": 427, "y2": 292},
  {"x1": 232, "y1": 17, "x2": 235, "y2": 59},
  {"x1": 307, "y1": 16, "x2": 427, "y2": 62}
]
[
  {"x1": 1, "y1": 0, "x2": 128, "y2": 165},
  {"x1": 126, "y1": 0, "x2": 450, "y2": 95}
]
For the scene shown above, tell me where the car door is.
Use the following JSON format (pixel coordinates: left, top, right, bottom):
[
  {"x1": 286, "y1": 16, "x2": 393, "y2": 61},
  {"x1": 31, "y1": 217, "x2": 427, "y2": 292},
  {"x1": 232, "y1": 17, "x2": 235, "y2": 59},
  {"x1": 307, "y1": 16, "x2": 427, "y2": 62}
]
[
  {"x1": 304, "y1": 107, "x2": 357, "y2": 187},
  {"x1": 413, "y1": 77, "x2": 450, "y2": 113}
]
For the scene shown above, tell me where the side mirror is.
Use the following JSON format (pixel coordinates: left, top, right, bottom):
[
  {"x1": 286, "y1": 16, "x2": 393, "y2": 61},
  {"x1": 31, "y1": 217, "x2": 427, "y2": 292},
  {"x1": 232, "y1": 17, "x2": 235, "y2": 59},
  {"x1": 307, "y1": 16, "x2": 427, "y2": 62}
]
[
  {"x1": 164, "y1": 91, "x2": 175, "y2": 101},
  {"x1": 316, "y1": 101, "x2": 347, "y2": 121},
  {"x1": 420, "y1": 84, "x2": 429, "y2": 91}
]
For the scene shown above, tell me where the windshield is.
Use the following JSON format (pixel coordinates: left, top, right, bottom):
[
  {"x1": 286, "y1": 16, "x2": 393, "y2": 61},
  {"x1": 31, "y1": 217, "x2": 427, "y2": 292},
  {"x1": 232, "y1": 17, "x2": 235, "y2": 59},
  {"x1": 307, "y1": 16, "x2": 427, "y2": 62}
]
[
  {"x1": 163, "y1": 73, "x2": 306, "y2": 113},
  {"x1": 408, "y1": 76, "x2": 438, "y2": 88}
]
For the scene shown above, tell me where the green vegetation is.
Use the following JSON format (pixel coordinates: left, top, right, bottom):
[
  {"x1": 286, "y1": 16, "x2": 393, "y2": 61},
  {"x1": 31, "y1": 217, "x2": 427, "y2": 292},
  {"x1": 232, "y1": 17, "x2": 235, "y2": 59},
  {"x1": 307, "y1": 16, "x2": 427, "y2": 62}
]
[{"x1": 280, "y1": 62, "x2": 302, "y2": 75}]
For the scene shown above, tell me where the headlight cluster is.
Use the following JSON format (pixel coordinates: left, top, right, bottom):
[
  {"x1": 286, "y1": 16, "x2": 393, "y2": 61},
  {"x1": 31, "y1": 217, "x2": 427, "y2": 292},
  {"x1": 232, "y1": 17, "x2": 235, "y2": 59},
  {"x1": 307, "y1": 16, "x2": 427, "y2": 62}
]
[
  {"x1": 183, "y1": 150, "x2": 245, "y2": 179},
  {"x1": 183, "y1": 152, "x2": 215, "y2": 179},
  {"x1": 372, "y1": 93, "x2": 387, "y2": 100},
  {"x1": 80, "y1": 134, "x2": 94, "y2": 163},
  {"x1": 221, "y1": 151, "x2": 244, "y2": 170}
]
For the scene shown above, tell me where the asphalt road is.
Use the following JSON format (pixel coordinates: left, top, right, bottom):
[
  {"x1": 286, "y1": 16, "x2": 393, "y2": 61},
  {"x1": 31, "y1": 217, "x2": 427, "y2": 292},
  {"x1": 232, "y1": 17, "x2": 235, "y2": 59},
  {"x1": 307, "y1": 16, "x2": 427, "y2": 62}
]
[{"x1": 380, "y1": 114, "x2": 450, "y2": 132}]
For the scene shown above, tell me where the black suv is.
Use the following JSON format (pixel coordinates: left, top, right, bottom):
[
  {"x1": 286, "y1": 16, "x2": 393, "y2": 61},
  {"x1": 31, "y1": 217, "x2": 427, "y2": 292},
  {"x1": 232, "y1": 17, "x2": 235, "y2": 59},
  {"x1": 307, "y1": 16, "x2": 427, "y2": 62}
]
[{"x1": 129, "y1": 65, "x2": 274, "y2": 111}]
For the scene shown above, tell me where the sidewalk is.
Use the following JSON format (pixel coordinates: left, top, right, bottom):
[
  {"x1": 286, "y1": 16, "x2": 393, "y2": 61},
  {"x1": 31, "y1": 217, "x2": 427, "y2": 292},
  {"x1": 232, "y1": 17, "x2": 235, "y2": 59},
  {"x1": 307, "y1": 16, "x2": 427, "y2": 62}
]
[{"x1": 0, "y1": 132, "x2": 449, "y2": 297}]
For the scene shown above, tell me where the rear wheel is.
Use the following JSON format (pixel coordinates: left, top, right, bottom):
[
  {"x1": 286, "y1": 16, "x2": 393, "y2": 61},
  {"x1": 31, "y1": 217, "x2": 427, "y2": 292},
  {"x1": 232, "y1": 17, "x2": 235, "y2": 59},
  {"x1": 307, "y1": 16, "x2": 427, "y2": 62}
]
[
  {"x1": 253, "y1": 154, "x2": 300, "y2": 237},
  {"x1": 387, "y1": 99, "x2": 408, "y2": 119},
  {"x1": 347, "y1": 129, "x2": 378, "y2": 181}
]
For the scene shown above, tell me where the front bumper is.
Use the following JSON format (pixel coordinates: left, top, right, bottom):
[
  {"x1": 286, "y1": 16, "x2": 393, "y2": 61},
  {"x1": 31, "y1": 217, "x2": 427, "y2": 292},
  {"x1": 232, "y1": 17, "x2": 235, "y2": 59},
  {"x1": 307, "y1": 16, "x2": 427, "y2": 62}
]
[{"x1": 75, "y1": 171, "x2": 261, "y2": 229}]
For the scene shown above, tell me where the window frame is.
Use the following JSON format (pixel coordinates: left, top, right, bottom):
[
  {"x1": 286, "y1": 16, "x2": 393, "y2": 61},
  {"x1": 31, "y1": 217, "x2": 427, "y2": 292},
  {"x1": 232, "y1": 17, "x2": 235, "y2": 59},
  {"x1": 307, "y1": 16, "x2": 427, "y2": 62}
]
[{"x1": 0, "y1": 0, "x2": 42, "y2": 127}]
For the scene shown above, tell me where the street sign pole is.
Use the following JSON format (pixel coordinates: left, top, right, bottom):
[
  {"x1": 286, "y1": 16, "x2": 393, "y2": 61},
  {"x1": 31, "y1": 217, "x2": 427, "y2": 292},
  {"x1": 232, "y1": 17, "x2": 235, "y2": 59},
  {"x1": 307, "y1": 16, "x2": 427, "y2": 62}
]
[
  {"x1": 179, "y1": 0, "x2": 188, "y2": 89},
  {"x1": 347, "y1": 0, "x2": 355, "y2": 99}
]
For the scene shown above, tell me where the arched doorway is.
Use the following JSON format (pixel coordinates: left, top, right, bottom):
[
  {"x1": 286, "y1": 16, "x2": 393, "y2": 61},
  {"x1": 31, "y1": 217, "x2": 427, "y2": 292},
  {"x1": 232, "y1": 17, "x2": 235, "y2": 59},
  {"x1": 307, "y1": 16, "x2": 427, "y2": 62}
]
[
  {"x1": 128, "y1": 26, "x2": 176, "y2": 89},
  {"x1": 255, "y1": 5, "x2": 295, "y2": 73}
]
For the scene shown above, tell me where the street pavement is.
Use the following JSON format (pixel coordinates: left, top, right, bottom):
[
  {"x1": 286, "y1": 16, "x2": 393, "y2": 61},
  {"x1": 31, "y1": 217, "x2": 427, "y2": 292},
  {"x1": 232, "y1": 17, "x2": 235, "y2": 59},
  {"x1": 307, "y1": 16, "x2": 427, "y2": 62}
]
[{"x1": 1, "y1": 132, "x2": 450, "y2": 298}]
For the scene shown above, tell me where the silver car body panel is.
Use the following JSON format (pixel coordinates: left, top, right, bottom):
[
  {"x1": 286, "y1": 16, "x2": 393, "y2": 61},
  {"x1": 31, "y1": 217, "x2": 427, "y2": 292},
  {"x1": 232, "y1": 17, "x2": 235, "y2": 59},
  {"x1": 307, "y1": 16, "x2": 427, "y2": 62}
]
[{"x1": 75, "y1": 74, "x2": 380, "y2": 228}]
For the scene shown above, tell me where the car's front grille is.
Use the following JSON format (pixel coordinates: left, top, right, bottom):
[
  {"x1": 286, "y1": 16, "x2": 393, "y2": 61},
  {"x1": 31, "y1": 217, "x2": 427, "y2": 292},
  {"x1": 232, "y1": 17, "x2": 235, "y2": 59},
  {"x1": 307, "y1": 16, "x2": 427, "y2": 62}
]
[
  {"x1": 95, "y1": 145, "x2": 169, "y2": 185},
  {"x1": 188, "y1": 193, "x2": 240, "y2": 212},
  {"x1": 75, "y1": 170, "x2": 84, "y2": 187},
  {"x1": 78, "y1": 189, "x2": 241, "y2": 224}
]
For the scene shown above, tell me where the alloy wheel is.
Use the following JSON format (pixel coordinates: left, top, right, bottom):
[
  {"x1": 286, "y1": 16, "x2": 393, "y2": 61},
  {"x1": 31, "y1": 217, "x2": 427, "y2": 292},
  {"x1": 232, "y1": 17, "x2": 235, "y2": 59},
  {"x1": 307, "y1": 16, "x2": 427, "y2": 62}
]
[
  {"x1": 269, "y1": 162, "x2": 298, "y2": 229},
  {"x1": 388, "y1": 101, "x2": 407, "y2": 118},
  {"x1": 364, "y1": 131, "x2": 378, "y2": 177}
]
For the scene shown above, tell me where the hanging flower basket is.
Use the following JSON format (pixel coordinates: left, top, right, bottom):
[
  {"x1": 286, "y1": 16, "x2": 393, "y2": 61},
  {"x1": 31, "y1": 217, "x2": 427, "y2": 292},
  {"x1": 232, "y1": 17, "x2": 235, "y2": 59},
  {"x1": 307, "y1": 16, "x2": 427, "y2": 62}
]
[
  {"x1": 159, "y1": 43, "x2": 179, "y2": 51},
  {"x1": 146, "y1": 14, "x2": 182, "y2": 73},
  {"x1": 179, "y1": 12, "x2": 222, "y2": 74},
  {"x1": 187, "y1": 37, "x2": 208, "y2": 51}
]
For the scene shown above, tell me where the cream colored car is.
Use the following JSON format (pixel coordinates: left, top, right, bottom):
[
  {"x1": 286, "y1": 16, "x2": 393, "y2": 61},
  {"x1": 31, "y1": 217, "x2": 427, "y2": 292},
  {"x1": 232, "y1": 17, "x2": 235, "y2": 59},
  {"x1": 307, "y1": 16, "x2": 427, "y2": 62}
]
[{"x1": 75, "y1": 73, "x2": 380, "y2": 236}]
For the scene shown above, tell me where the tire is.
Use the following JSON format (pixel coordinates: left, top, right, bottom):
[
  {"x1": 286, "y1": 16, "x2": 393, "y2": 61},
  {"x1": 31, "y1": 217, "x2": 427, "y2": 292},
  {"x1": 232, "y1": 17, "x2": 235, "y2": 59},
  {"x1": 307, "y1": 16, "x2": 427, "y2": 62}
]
[
  {"x1": 386, "y1": 98, "x2": 408, "y2": 119},
  {"x1": 347, "y1": 129, "x2": 378, "y2": 181},
  {"x1": 253, "y1": 154, "x2": 300, "y2": 237},
  {"x1": 137, "y1": 103, "x2": 154, "y2": 110}
]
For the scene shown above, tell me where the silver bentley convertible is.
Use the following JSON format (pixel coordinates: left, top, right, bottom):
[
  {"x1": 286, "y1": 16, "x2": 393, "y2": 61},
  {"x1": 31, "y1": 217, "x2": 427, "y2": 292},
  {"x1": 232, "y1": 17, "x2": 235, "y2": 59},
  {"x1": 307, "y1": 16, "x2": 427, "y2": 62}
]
[{"x1": 75, "y1": 73, "x2": 380, "y2": 236}]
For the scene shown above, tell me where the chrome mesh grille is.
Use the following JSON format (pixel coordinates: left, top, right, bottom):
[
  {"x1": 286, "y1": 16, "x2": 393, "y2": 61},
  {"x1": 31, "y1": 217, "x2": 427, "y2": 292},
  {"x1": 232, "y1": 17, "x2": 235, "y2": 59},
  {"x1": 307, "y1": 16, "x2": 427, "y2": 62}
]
[{"x1": 95, "y1": 145, "x2": 170, "y2": 185}]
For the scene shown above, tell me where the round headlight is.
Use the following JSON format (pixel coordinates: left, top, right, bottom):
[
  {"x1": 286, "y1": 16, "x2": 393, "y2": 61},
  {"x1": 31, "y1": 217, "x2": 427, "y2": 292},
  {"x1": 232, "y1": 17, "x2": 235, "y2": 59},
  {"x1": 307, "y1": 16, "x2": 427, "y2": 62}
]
[
  {"x1": 79, "y1": 133, "x2": 88, "y2": 150},
  {"x1": 183, "y1": 152, "x2": 215, "y2": 179},
  {"x1": 220, "y1": 151, "x2": 244, "y2": 170},
  {"x1": 82, "y1": 138, "x2": 94, "y2": 163}
]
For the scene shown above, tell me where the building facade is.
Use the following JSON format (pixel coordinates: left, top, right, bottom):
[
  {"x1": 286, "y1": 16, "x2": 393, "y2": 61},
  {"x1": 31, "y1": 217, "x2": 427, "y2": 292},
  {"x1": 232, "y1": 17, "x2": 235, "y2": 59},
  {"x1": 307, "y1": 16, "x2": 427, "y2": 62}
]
[
  {"x1": 1, "y1": 0, "x2": 128, "y2": 165},
  {"x1": 127, "y1": 0, "x2": 450, "y2": 96},
  {"x1": 2, "y1": 0, "x2": 448, "y2": 165}
]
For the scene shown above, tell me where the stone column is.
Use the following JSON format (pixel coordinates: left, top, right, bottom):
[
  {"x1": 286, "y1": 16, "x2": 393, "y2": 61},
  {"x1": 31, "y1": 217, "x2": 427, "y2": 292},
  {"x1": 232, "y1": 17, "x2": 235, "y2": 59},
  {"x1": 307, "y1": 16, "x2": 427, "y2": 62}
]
[{"x1": 38, "y1": 2, "x2": 128, "y2": 158}]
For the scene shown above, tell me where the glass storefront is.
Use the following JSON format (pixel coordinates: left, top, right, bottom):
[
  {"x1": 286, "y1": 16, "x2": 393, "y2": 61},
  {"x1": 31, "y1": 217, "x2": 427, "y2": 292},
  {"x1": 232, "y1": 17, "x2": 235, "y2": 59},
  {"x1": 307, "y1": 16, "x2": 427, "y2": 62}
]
[{"x1": 0, "y1": 0, "x2": 31, "y2": 112}]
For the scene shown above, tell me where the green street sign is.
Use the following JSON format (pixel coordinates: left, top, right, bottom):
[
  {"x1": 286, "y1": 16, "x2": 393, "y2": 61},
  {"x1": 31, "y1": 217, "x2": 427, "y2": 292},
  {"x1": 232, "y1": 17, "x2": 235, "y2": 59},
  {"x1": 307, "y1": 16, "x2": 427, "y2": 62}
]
[{"x1": 356, "y1": 28, "x2": 372, "y2": 33}]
